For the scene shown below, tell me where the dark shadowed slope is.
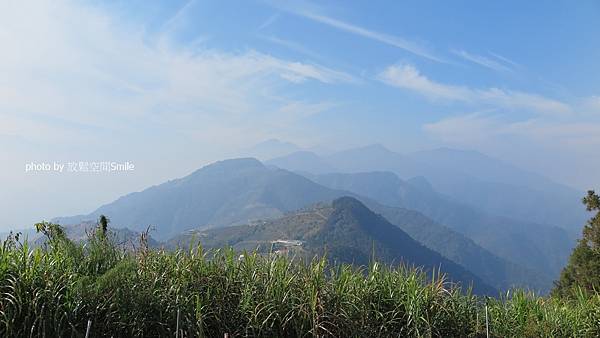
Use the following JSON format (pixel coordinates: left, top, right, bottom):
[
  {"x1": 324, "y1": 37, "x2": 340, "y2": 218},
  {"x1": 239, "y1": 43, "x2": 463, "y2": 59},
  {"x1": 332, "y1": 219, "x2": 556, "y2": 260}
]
[
  {"x1": 308, "y1": 171, "x2": 573, "y2": 279},
  {"x1": 364, "y1": 202, "x2": 551, "y2": 293},
  {"x1": 168, "y1": 197, "x2": 497, "y2": 295}
]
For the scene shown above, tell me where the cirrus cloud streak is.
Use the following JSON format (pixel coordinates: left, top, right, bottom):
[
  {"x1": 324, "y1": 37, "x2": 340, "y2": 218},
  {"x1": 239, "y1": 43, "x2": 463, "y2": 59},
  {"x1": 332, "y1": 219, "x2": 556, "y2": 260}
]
[{"x1": 379, "y1": 64, "x2": 571, "y2": 116}]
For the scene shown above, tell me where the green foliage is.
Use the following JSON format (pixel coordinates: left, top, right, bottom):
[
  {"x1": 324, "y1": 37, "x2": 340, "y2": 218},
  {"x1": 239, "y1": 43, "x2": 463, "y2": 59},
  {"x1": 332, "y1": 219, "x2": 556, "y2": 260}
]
[
  {"x1": 97, "y1": 215, "x2": 109, "y2": 239},
  {"x1": 0, "y1": 223, "x2": 599, "y2": 337},
  {"x1": 35, "y1": 221, "x2": 67, "y2": 243},
  {"x1": 554, "y1": 190, "x2": 600, "y2": 297}
]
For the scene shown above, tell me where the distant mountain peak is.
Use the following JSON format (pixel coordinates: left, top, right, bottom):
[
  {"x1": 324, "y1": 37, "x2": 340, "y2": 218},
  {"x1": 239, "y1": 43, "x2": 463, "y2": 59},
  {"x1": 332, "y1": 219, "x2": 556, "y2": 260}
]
[
  {"x1": 355, "y1": 171, "x2": 401, "y2": 182},
  {"x1": 207, "y1": 157, "x2": 264, "y2": 169},
  {"x1": 258, "y1": 138, "x2": 296, "y2": 147},
  {"x1": 241, "y1": 139, "x2": 302, "y2": 160},
  {"x1": 285, "y1": 150, "x2": 321, "y2": 158},
  {"x1": 324, "y1": 144, "x2": 401, "y2": 173},
  {"x1": 187, "y1": 157, "x2": 265, "y2": 176},
  {"x1": 266, "y1": 150, "x2": 338, "y2": 174},
  {"x1": 422, "y1": 147, "x2": 490, "y2": 160},
  {"x1": 358, "y1": 143, "x2": 394, "y2": 154}
]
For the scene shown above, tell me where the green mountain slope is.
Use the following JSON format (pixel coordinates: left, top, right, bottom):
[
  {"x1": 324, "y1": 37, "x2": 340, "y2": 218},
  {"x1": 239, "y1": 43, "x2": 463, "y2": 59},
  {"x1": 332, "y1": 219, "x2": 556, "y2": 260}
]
[{"x1": 168, "y1": 197, "x2": 497, "y2": 295}]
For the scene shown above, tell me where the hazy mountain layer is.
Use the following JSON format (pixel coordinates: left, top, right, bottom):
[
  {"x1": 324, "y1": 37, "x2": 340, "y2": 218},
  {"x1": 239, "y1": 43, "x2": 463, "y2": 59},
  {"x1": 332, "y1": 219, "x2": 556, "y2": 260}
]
[{"x1": 267, "y1": 145, "x2": 586, "y2": 233}]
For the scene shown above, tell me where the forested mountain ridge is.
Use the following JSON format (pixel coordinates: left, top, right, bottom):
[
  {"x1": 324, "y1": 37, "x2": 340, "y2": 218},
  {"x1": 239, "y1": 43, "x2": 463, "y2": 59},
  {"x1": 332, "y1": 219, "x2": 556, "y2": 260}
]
[{"x1": 168, "y1": 196, "x2": 497, "y2": 295}]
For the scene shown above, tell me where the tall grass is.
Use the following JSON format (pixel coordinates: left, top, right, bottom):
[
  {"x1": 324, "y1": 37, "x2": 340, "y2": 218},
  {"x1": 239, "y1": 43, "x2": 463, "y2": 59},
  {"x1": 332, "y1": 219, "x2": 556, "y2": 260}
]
[{"x1": 0, "y1": 230, "x2": 598, "y2": 337}]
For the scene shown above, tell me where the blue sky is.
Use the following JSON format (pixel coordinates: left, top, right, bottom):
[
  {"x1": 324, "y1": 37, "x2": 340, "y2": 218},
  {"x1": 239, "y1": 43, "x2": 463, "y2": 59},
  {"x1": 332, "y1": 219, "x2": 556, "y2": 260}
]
[{"x1": 0, "y1": 0, "x2": 599, "y2": 229}]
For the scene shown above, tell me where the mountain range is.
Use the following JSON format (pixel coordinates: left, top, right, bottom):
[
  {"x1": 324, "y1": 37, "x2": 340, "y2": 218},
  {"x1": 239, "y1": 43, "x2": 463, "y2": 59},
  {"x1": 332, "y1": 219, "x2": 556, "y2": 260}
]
[
  {"x1": 267, "y1": 145, "x2": 586, "y2": 234},
  {"x1": 53, "y1": 150, "x2": 582, "y2": 293}
]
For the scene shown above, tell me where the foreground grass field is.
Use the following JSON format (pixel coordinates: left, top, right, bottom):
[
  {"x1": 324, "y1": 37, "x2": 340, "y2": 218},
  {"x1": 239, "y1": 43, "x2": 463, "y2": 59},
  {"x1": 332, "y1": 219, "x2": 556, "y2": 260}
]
[{"x1": 0, "y1": 228, "x2": 599, "y2": 337}]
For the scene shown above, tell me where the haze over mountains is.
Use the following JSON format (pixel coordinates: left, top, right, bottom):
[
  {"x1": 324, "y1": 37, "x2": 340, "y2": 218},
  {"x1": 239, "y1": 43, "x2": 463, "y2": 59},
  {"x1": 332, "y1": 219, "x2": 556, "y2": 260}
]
[
  {"x1": 51, "y1": 141, "x2": 588, "y2": 294},
  {"x1": 268, "y1": 144, "x2": 586, "y2": 233}
]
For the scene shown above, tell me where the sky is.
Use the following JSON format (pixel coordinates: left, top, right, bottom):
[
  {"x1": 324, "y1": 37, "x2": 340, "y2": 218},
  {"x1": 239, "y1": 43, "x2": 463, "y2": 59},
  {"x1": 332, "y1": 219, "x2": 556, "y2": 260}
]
[{"x1": 1, "y1": 0, "x2": 599, "y2": 230}]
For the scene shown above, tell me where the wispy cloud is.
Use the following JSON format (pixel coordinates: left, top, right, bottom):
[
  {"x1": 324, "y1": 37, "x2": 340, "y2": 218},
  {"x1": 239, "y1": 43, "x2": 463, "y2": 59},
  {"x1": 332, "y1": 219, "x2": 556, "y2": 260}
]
[
  {"x1": 268, "y1": 2, "x2": 445, "y2": 63},
  {"x1": 379, "y1": 64, "x2": 470, "y2": 100},
  {"x1": 424, "y1": 113, "x2": 600, "y2": 159},
  {"x1": 260, "y1": 54, "x2": 357, "y2": 84},
  {"x1": 488, "y1": 52, "x2": 520, "y2": 68},
  {"x1": 161, "y1": 0, "x2": 198, "y2": 33},
  {"x1": 258, "y1": 35, "x2": 323, "y2": 60},
  {"x1": 257, "y1": 13, "x2": 280, "y2": 31},
  {"x1": 0, "y1": 0, "x2": 355, "y2": 144},
  {"x1": 379, "y1": 64, "x2": 571, "y2": 115},
  {"x1": 0, "y1": 0, "x2": 361, "y2": 228},
  {"x1": 452, "y1": 49, "x2": 514, "y2": 73}
]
